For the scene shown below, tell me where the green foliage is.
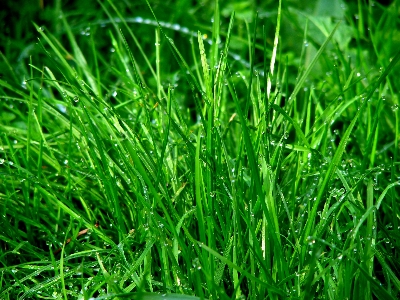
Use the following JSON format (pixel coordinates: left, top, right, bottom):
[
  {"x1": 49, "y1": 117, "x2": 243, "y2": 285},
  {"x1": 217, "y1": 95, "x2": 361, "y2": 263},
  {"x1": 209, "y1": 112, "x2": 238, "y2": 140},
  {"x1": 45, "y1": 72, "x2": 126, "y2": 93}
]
[{"x1": 1, "y1": 0, "x2": 400, "y2": 299}]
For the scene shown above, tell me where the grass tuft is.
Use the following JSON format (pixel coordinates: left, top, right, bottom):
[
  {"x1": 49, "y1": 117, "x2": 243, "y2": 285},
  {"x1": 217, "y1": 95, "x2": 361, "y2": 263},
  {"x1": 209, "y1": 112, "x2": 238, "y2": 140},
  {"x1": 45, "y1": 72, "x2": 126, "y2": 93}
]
[{"x1": 1, "y1": 0, "x2": 400, "y2": 299}]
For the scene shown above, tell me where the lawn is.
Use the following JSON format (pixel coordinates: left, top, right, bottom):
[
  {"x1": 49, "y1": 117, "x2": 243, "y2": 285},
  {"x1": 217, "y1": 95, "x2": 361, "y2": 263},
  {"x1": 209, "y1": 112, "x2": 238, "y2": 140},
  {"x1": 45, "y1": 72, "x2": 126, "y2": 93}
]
[{"x1": 1, "y1": 0, "x2": 400, "y2": 299}]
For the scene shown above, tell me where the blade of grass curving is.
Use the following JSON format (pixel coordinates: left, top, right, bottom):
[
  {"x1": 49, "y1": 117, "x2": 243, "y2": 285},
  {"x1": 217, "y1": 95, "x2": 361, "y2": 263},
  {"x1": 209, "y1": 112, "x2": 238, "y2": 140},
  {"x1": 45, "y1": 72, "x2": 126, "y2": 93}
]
[
  {"x1": 119, "y1": 239, "x2": 156, "y2": 289},
  {"x1": 118, "y1": 29, "x2": 146, "y2": 97},
  {"x1": 0, "y1": 51, "x2": 19, "y2": 83},
  {"x1": 272, "y1": 103, "x2": 310, "y2": 148},
  {"x1": 101, "y1": 0, "x2": 160, "y2": 90},
  {"x1": 61, "y1": 14, "x2": 97, "y2": 94},
  {"x1": 307, "y1": 95, "x2": 358, "y2": 143},
  {"x1": 288, "y1": 21, "x2": 341, "y2": 106},
  {"x1": 375, "y1": 250, "x2": 400, "y2": 292},
  {"x1": 172, "y1": 208, "x2": 196, "y2": 263},
  {"x1": 33, "y1": 23, "x2": 75, "y2": 78}
]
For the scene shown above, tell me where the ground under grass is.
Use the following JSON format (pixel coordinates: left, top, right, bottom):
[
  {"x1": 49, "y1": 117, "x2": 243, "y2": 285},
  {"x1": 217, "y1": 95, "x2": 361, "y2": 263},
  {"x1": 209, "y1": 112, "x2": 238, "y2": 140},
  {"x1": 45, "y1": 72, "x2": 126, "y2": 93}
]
[{"x1": 1, "y1": 0, "x2": 400, "y2": 299}]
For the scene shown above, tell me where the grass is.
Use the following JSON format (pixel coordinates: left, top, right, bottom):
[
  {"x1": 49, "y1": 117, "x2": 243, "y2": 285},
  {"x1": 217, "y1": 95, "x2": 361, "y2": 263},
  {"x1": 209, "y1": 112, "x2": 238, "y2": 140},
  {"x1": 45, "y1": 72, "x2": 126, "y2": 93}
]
[{"x1": 1, "y1": 0, "x2": 400, "y2": 299}]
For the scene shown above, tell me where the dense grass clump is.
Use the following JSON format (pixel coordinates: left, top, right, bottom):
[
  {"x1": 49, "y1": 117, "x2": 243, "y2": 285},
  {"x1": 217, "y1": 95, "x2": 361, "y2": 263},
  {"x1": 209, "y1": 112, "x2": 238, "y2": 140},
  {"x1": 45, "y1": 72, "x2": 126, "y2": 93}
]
[{"x1": 1, "y1": 0, "x2": 400, "y2": 299}]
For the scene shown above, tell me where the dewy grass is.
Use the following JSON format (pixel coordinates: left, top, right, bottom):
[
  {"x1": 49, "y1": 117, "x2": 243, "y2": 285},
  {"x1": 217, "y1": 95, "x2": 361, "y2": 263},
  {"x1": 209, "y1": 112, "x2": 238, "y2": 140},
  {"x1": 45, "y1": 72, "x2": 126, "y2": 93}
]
[{"x1": 1, "y1": 0, "x2": 400, "y2": 299}]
